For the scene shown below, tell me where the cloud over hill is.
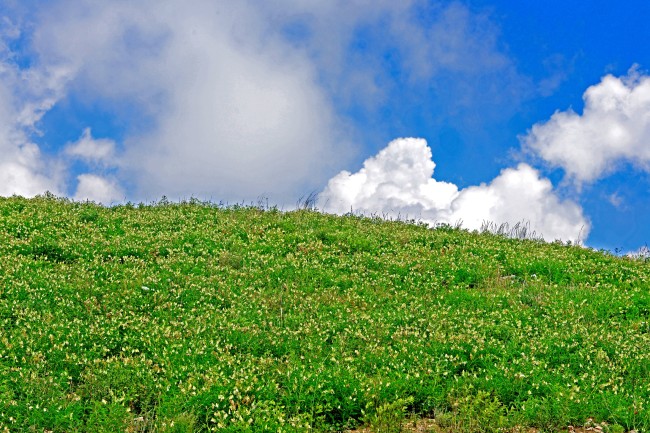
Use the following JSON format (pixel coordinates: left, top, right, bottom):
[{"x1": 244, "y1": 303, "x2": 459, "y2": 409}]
[
  {"x1": 318, "y1": 138, "x2": 589, "y2": 243},
  {"x1": 523, "y1": 66, "x2": 650, "y2": 185}
]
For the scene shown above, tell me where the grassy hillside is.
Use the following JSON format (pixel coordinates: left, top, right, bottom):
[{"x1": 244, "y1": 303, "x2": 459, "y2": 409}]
[{"x1": 0, "y1": 195, "x2": 649, "y2": 433}]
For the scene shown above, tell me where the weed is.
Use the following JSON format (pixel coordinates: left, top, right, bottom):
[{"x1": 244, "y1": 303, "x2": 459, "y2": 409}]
[
  {"x1": 296, "y1": 191, "x2": 319, "y2": 210},
  {"x1": 363, "y1": 396, "x2": 415, "y2": 433},
  {"x1": 435, "y1": 388, "x2": 509, "y2": 433}
]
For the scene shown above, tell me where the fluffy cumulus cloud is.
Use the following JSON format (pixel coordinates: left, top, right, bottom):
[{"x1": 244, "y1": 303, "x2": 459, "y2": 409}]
[
  {"x1": 523, "y1": 67, "x2": 650, "y2": 184},
  {"x1": 318, "y1": 138, "x2": 589, "y2": 243},
  {"x1": 73, "y1": 174, "x2": 124, "y2": 204},
  {"x1": 317, "y1": 138, "x2": 459, "y2": 215}
]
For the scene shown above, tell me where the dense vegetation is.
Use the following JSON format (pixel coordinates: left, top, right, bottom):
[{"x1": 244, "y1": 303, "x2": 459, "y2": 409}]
[{"x1": 0, "y1": 195, "x2": 649, "y2": 432}]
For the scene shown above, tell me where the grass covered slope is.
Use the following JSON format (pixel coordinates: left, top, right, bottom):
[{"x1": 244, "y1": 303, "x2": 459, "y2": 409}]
[{"x1": 0, "y1": 195, "x2": 649, "y2": 433}]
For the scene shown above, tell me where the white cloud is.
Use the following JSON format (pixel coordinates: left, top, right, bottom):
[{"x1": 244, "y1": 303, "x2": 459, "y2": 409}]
[
  {"x1": 318, "y1": 138, "x2": 589, "y2": 243},
  {"x1": 0, "y1": 159, "x2": 58, "y2": 197},
  {"x1": 73, "y1": 174, "x2": 123, "y2": 204},
  {"x1": 0, "y1": 17, "x2": 67, "y2": 198},
  {"x1": 317, "y1": 138, "x2": 459, "y2": 215},
  {"x1": 30, "y1": 0, "x2": 351, "y2": 203},
  {"x1": 522, "y1": 66, "x2": 650, "y2": 184},
  {"x1": 64, "y1": 128, "x2": 116, "y2": 166}
]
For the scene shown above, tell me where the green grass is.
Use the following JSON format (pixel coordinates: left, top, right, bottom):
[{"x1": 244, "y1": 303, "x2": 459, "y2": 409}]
[{"x1": 0, "y1": 195, "x2": 649, "y2": 432}]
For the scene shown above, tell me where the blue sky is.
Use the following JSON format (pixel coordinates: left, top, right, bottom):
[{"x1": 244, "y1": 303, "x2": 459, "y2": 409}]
[{"x1": 1, "y1": 1, "x2": 649, "y2": 253}]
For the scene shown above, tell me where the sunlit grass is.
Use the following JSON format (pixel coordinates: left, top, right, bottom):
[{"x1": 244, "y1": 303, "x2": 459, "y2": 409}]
[{"x1": 0, "y1": 194, "x2": 648, "y2": 432}]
